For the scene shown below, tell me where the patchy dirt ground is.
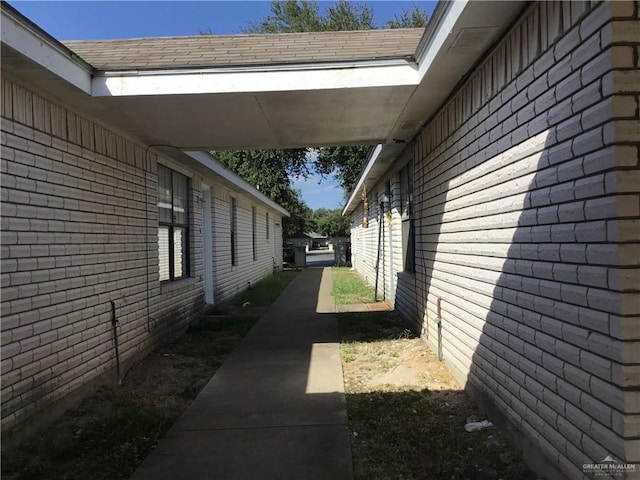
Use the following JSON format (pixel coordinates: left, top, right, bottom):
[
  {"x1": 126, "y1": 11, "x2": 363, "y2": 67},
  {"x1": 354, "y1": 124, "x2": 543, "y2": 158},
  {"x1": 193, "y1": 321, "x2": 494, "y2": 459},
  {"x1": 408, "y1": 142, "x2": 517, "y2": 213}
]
[
  {"x1": 346, "y1": 336, "x2": 458, "y2": 391},
  {"x1": 338, "y1": 311, "x2": 538, "y2": 480},
  {"x1": 2, "y1": 315, "x2": 259, "y2": 480}
]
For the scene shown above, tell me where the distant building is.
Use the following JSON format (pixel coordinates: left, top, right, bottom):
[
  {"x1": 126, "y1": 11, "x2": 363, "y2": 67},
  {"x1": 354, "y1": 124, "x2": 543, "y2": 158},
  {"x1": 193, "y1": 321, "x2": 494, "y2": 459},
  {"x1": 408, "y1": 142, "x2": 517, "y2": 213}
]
[{"x1": 286, "y1": 232, "x2": 328, "y2": 251}]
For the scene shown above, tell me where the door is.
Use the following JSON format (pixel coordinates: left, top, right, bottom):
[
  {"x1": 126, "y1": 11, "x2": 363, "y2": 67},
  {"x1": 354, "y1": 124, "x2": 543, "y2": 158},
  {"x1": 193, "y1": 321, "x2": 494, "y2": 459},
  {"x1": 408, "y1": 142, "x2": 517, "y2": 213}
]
[{"x1": 202, "y1": 185, "x2": 214, "y2": 304}]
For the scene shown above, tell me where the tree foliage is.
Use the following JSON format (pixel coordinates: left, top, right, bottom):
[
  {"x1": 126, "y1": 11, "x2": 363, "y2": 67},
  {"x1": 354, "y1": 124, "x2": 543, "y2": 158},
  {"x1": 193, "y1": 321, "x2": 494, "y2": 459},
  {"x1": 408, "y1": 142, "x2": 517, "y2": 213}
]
[
  {"x1": 315, "y1": 145, "x2": 372, "y2": 196},
  {"x1": 215, "y1": 149, "x2": 313, "y2": 238},
  {"x1": 215, "y1": 1, "x2": 429, "y2": 238},
  {"x1": 314, "y1": 208, "x2": 351, "y2": 237},
  {"x1": 244, "y1": 1, "x2": 321, "y2": 33},
  {"x1": 386, "y1": 4, "x2": 429, "y2": 29},
  {"x1": 245, "y1": 0, "x2": 376, "y2": 33}
]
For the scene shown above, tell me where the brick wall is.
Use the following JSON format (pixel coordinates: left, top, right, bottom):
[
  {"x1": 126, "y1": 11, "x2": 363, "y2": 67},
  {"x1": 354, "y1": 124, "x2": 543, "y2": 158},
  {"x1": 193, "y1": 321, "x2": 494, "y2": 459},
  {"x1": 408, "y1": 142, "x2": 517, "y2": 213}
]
[
  {"x1": 350, "y1": 173, "x2": 405, "y2": 303},
  {"x1": 353, "y1": 1, "x2": 639, "y2": 478},
  {"x1": 211, "y1": 187, "x2": 284, "y2": 305},
  {"x1": 0, "y1": 76, "x2": 284, "y2": 442},
  {"x1": 413, "y1": 2, "x2": 639, "y2": 477}
]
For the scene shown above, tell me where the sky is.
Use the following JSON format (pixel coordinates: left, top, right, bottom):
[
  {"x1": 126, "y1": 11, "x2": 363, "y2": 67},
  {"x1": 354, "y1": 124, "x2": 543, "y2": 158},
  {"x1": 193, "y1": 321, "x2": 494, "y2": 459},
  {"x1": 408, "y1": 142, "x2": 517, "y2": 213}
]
[{"x1": 8, "y1": 0, "x2": 436, "y2": 210}]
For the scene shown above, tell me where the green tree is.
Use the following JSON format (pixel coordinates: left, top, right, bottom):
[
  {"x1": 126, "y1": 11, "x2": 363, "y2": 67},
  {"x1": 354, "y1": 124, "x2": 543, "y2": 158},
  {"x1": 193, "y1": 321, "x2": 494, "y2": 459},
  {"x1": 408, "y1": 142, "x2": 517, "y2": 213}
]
[
  {"x1": 316, "y1": 209, "x2": 351, "y2": 236},
  {"x1": 215, "y1": 1, "x2": 430, "y2": 232},
  {"x1": 244, "y1": 0, "x2": 321, "y2": 33},
  {"x1": 323, "y1": 0, "x2": 375, "y2": 31},
  {"x1": 315, "y1": 145, "x2": 372, "y2": 198},
  {"x1": 245, "y1": 0, "x2": 376, "y2": 33},
  {"x1": 215, "y1": 149, "x2": 313, "y2": 238},
  {"x1": 386, "y1": 4, "x2": 429, "y2": 29}
]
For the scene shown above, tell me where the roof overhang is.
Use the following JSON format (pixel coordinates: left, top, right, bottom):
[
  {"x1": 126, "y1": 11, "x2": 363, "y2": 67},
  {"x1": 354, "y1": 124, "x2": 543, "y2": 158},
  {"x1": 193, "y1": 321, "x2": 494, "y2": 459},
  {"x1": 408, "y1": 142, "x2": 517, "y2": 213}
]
[
  {"x1": 84, "y1": 60, "x2": 419, "y2": 150},
  {"x1": 342, "y1": 0, "x2": 526, "y2": 215},
  {"x1": 1, "y1": 2, "x2": 423, "y2": 151},
  {"x1": 0, "y1": 3, "x2": 92, "y2": 94},
  {"x1": 1, "y1": 0, "x2": 526, "y2": 213}
]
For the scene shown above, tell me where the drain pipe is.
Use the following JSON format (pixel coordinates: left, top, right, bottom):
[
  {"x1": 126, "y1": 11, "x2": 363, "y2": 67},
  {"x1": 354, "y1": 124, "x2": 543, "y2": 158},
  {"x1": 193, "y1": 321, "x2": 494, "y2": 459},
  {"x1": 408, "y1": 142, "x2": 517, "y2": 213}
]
[
  {"x1": 436, "y1": 297, "x2": 443, "y2": 361},
  {"x1": 110, "y1": 301, "x2": 122, "y2": 385},
  {"x1": 373, "y1": 201, "x2": 384, "y2": 302}
]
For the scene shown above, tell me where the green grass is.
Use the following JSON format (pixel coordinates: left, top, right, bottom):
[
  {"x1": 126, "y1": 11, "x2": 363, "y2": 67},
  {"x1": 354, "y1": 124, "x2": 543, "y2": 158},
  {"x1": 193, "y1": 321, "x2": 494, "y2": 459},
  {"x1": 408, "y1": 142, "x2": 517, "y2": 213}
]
[
  {"x1": 331, "y1": 267, "x2": 376, "y2": 304},
  {"x1": 231, "y1": 269, "x2": 299, "y2": 307}
]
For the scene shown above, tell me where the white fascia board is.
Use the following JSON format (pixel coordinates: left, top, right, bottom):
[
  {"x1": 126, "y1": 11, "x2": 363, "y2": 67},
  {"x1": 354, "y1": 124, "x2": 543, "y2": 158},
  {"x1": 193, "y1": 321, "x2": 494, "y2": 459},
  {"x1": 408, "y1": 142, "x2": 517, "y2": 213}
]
[
  {"x1": 342, "y1": 144, "x2": 382, "y2": 216},
  {"x1": 185, "y1": 151, "x2": 290, "y2": 217},
  {"x1": 91, "y1": 62, "x2": 418, "y2": 97},
  {"x1": 415, "y1": 0, "x2": 468, "y2": 81},
  {"x1": 342, "y1": 2, "x2": 469, "y2": 217},
  {"x1": 1, "y1": 7, "x2": 92, "y2": 94}
]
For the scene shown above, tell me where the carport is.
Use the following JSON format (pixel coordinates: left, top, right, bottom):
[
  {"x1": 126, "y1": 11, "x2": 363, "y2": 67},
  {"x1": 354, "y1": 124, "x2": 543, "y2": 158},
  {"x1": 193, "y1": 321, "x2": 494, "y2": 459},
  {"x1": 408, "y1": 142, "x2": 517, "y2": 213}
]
[{"x1": 2, "y1": 1, "x2": 522, "y2": 161}]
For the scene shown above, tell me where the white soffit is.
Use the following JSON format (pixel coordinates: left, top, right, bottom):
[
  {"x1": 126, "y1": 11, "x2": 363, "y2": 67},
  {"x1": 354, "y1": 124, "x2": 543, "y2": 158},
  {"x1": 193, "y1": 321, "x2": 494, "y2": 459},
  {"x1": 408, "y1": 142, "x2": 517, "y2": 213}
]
[
  {"x1": 342, "y1": 1, "x2": 525, "y2": 216},
  {"x1": 343, "y1": 144, "x2": 383, "y2": 216},
  {"x1": 1, "y1": 6, "x2": 92, "y2": 94},
  {"x1": 91, "y1": 61, "x2": 419, "y2": 97},
  {"x1": 414, "y1": 0, "x2": 469, "y2": 81}
]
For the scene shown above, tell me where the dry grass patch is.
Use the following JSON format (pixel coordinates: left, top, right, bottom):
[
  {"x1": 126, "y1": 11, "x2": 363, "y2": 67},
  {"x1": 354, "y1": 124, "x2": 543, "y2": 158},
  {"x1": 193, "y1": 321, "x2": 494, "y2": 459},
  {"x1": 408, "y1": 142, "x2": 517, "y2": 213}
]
[
  {"x1": 338, "y1": 311, "x2": 537, "y2": 480},
  {"x1": 1, "y1": 315, "x2": 259, "y2": 480}
]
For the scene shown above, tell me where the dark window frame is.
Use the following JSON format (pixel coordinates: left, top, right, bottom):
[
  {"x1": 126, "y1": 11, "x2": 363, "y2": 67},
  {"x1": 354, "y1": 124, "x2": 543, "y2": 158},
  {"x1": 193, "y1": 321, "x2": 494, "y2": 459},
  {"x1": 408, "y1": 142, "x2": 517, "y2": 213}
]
[
  {"x1": 158, "y1": 164, "x2": 190, "y2": 282},
  {"x1": 252, "y1": 206, "x2": 257, "y2": 261},
  {"x1": 400, "y1": 161, "x2": 415, "y2": 273},
  {"x1": 231, "y1": 197, "x2": 237, "y2": 266},
  {"x1": 266, "y1": 212, "x2": 270, "y2": 239}
]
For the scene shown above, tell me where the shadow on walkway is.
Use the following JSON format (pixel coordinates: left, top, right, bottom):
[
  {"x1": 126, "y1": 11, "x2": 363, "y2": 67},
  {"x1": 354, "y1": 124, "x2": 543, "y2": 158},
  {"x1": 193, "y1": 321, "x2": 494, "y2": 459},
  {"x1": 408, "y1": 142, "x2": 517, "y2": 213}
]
[{"x1": 129, "y1": 267, "x2": 352, "y2": 480}]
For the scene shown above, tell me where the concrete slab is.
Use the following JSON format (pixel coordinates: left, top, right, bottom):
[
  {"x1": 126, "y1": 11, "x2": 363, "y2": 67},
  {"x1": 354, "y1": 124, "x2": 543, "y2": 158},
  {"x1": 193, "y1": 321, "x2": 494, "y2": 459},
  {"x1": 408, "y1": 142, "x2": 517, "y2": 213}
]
[
  {"x1": 129, "y1": 425, "x2": 353, "y2": 480},
  {"x1": 129, "y1": 267, "x2": 353, "y2": 480}
]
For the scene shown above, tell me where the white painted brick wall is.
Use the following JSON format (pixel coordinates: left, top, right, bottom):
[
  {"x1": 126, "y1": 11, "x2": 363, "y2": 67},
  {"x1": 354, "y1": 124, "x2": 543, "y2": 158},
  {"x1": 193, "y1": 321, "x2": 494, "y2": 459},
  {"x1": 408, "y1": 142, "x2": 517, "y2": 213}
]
[
  {"x1": 211, "y1": 189, "x2": 283, "y2": 305},
  {"x1": 350, "y1": 1, "x2": 639, "y2": 478},
  {"x1": 1, "y1": 77, "x2": 285, "y2": 442},
  {"x1": 350, "y1": 170, "x2": 406, "y2": 304}
]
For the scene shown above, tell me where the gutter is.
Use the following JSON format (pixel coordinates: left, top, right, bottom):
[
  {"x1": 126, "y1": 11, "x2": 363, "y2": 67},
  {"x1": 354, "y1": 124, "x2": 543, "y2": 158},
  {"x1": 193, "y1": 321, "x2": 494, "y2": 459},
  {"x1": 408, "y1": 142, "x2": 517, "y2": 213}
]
[
  {"x1": 342, "y1": 144, "x2": 382, "y2": 216},
  {"x1": 89, "y1": 57, "x2": 417, "y2": 77},
  {"x1": 1, "y1": 2, "x2": 94, "y2": 94},
  {"x1": 412, "y1": 0, "x2": 455, "y2": 67}
]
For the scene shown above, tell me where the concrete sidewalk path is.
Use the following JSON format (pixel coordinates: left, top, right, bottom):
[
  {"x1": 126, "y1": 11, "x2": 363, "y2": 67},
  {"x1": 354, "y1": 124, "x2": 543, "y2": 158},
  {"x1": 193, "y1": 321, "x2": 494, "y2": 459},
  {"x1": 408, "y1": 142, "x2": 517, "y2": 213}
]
[{"x1": 129, "y1": 267, "x2": 353, "y2": 480}]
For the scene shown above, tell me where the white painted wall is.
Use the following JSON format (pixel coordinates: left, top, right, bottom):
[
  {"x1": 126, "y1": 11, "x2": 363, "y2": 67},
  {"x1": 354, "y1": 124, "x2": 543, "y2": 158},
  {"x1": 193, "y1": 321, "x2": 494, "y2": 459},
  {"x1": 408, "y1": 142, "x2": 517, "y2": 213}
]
[
  {"x1": 349, "y1": 2, "x2": 640, "y2": 478},
  {"x1": 0, "y1": 76, "x2": 286, "y2": 443}
]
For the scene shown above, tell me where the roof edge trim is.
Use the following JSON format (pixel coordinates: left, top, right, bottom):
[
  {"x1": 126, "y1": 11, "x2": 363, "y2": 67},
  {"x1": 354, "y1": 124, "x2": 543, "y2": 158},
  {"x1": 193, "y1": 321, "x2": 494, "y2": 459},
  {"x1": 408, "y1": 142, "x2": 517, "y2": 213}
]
[
  {"x1": 93, "y1": 57, "x2": 415, "y2": 76},
  {"x1": 342, "y1": 144, "x2": 382, "y2": 216},
  {"x1": 414, "y1": 0, "x2": 468, "y2": 80},
  {"x1": 185, "y1": 151, "x2": 290, "y2": 217},
  {"x1": 92, "y1": 62, "x2": 419, "y2": 97},
  {"x1": 1, "y1": 2, "x2": 93, "y2": 93}
]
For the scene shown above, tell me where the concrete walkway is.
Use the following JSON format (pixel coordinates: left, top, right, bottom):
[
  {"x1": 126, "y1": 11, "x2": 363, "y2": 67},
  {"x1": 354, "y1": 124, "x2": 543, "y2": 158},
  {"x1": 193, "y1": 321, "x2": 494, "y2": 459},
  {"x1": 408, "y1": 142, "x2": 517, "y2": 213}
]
[{"x1": 129, "y1": 267, "x2": 353, "y2": 480}]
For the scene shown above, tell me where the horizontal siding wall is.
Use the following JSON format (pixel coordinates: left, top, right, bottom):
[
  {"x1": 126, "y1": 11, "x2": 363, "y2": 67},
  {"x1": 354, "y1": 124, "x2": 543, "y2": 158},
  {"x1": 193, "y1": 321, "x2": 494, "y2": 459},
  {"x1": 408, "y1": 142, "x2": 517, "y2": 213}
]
[
  {"x1": 211, "y1": 188, "x2": 283, "y2": 305},
  {"x1": 395, "y1": 1, "x2": 639, "y2": 479},
  {"x1": 350, "y1": 172, "x2": 406, "y2": 304},
  {"x1": 0, "y1": 76, "x2": 206, "y2": 441}
]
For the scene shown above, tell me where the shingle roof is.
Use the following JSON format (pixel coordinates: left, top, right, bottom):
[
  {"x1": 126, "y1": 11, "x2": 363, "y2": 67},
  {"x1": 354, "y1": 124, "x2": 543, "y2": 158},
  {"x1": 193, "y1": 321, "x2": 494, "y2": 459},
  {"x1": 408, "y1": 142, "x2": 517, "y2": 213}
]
[{"x1": 63, "y1": 28, "x2": 423, "y2": 71}]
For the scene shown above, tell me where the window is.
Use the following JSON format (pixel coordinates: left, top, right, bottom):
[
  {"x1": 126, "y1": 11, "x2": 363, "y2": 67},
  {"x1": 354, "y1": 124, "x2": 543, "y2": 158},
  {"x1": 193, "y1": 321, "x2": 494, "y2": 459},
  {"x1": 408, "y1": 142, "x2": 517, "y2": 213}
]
[
  {"x1": 252, "y1": 207, "x2": 257, "y2": 261},
  {"x1": 399, "y1": 161, "x2": 415, "y2": 273},
  {"x1": 266, "y1": 212, "x2": 270, "y2": 239},
  {"x1": 231, "y1": 198, "x2": 237, "y2": 266},
  {"x1": 399, "y1": 162, "x2": 413, "y2": 219},
  {"x1": 158, "y1": 164, "x2": 189, "y2": 281}
]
